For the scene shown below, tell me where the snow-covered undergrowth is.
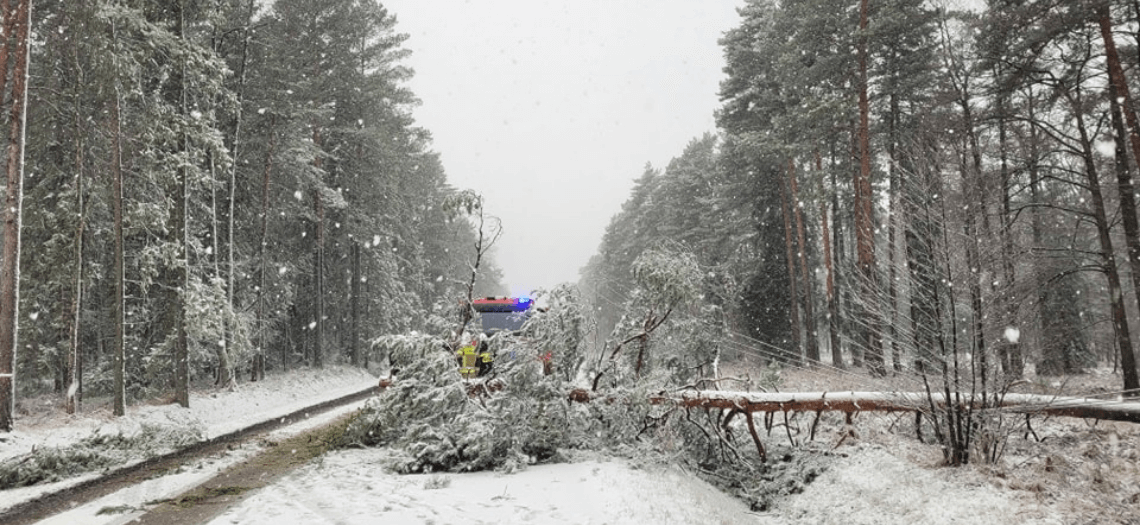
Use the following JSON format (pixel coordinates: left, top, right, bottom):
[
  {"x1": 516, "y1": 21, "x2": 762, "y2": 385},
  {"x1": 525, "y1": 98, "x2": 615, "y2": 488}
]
[
  {"x1": 0, "y1": 365, "x2": 377, "y2": 506},
  {"x1": 0, "y1": 422, "x2": 202, "y2": 489},
  {"x1": 342, "y1": 334, "x2": 838, "y2": 511},
  {"x1": 341, "y1": 334, "x2": 580, "y2": 474}
]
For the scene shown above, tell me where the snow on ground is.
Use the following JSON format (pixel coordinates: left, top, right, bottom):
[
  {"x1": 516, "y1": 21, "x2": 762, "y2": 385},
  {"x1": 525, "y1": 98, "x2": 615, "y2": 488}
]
[
  {"x1": 34, "y1": 400, "x2": 369, "y2": 525},
  {"x1": 206, "y1": 442, "x2": 1065, "y2": 525},
  {"x1": 5, "y1": 364, "x2": 1136, "y2": 524},
  {"x1": 0, "y1": 365, "x2": 378, "y2": 510},
  {"x1": 209, "y1": 451, "x2": 758, "y2": 525},
  {"x1": 750, "y1": 443, "x2": 1063, "y2": 525}
]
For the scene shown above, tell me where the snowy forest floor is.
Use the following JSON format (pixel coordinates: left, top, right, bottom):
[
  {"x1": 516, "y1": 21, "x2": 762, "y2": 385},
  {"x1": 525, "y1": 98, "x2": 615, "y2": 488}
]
[{"x1": 1, "y1": 363, "x2": 1139, "y2": 524}]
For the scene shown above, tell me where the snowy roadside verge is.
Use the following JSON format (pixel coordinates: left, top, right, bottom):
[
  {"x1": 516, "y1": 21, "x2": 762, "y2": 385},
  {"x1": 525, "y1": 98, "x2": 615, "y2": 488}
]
[{"x1": 0, "y1": 366, "x2": 378, "y2": 511}]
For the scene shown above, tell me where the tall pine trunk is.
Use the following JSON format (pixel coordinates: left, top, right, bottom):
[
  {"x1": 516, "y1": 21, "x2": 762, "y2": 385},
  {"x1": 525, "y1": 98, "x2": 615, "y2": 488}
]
[
  {"x1": 1071, "y1": 90, "x2": 1136, "y2": 392},
  {"x1": 960, "y1": 93, "x2": 989, "y2": 390},
  {"x1": 818, "y1": 152, "x2": 843, "y2": 368},
  {"x1": 173, "y1": 0, "x2": 190, "y2": 408},
  {"x1": 1098, "y1": 3, "x2": 1140, "y2": 394},
  {"x1": 887, "y1": 93, "x2": 902, "y2": 373},
  {"x1": 789, "y1": 159, "x2": 819, "y2": 362},
  {"x1": 110, "y1": 17, "x2": 126, "y2": 417},
  {"x1": 0, "y1": 0, "x2": 30, "y2": 432},
  {"x1": 856, "y1": 0, "x2": 883, "y2": 374},
  {"x1": 780, "y1": 160, "x2": 802, "y2": 364},
  {"x1": 351, "y1": 241, "x2": 361, "y2": 367},
  {"x1": 66, "y1": 95, "x2": 85, "y2": 414},
  {"x1": 255, "y1": 116, "x2": 278, "y2": 380},
  {"x1": 996, "y1": 88, "x2": 1023, "y2": 380},
  {"x1": 311, "y1": 122, "x2": 325, "y2": 368}
]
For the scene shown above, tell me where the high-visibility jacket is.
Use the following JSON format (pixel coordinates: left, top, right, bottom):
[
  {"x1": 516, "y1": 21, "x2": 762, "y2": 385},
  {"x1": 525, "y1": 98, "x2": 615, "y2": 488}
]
[
  {"x1": 457, "y1": 343, "x2": 493, "y2": 379},
  {"x1": 457, "y1": 344, "x2": 480, "y2": 379}
]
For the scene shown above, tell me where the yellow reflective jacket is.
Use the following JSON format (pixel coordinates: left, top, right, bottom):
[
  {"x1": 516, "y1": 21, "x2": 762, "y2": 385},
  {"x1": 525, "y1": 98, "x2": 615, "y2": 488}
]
[{"x1": 457, "y1": 344, "x2": 492, "y2": 379}]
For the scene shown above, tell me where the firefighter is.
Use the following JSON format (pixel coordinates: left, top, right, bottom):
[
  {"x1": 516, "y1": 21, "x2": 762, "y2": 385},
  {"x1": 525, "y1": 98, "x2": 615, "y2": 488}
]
[
  {"x1": 477, "y1": 340, "x2": 493, "y2": 377},
  {"x1": 457, "y1": 342, "x2": 479, "y2": 379},
  {"x1": 456, "y1": 339, "x2": 493, "y2": 379}
]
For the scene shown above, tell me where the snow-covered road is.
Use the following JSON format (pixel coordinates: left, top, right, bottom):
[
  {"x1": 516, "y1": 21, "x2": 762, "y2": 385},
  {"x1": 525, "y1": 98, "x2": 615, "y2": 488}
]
[{"x1": 209, "y1": 451, "x2": 760, "y2": 525}]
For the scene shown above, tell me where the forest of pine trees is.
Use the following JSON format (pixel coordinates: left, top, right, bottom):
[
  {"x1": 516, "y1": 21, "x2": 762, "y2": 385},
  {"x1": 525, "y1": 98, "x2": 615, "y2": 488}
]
[
  {"x1": 1, "y1": 0, "x2": 506, "y2": 431},
  {"x1": 7, "y1": 0, "x2": 1140, "y2": 433},
  {"x1": 582, "y1": 0, "x2": 1140, "y2": 398}
]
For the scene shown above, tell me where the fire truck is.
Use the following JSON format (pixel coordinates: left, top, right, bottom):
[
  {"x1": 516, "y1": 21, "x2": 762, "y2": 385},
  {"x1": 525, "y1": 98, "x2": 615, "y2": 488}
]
[
  {"x1": 456, "y1": 297, "x2": 535, "y2": 379},
  {"x1": 472, "y1": 296, "x2": 534, "y2": 335}
]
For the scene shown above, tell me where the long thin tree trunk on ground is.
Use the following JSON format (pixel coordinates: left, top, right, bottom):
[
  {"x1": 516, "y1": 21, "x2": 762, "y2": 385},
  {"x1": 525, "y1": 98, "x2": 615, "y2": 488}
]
[
  {"x1": 559, "y1": 388, "x2": 1140, "y2": 424},
  {"x1": 0, "y1": 0, "x2": 30, "y2": 432},
  {"x1": 1098, "y1": 4, "x2": 1140, "y2": 395},
  {"x1": 790, "y1": 159, "x2": 819, "y2": 362},
  {"x1": 856, "y1": 0, "x2": 883, "y2": 374}
]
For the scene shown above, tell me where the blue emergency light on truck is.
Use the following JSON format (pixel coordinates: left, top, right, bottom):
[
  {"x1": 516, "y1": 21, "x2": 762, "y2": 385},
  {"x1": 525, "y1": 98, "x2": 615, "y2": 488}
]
[{"x1": 472, "y1": 297, "x2": 533, "y2": 335}]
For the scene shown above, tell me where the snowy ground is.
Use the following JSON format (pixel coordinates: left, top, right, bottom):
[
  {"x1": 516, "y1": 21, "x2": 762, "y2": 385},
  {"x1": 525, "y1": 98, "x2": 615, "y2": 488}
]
[
  {"x1": 0, "y1": 365, "x2": 378, "y2": 512},
  {"x1": 3, "y1": 365, "x2": 1139, "y2": 524},
  {"x1": 209, "y1": 452, "x2": 758, "y2": 525}
]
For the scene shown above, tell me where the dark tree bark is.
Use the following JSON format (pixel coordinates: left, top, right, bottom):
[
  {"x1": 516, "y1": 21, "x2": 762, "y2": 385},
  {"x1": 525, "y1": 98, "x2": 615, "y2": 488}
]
[
  {"x1": 255, "y1": 116, "x2": 278, "y2": 380},
  {"x1": 0, "y1": 0, "x2": 30, "y2": 432},
  {"x1": 887, "y1": 92, "x2": 902, "y2": 373},
  {"x1": 789, "y1": 159, "x2": 819, "y2": 362},
  {"x1": 1069, "y1": 89, "x2": 1137, "y2": 395},
  {"x1": 1097, "y1": 2, "x2": 1140, "y2": 395},
  {"x1": 312, "y1": 186, "x2": 325, "y2": 368},
  {"x1": 66, "y1": 92, "x2": 85, "y2": 414},
  {"x1": 350, "y1": 240, "x2": 361, "y2": 367},
  {"x1": 173, "y1": 0, "x2": 190, "y2": 408},
  {"x1": 110, "y1": 17, "x2": 126, "y2": 417},
  {"x1": 856, "y1": 0, "x2": 883, "y2": 374},
  {"x1": 960, "y1": 94, "x2": 988, "y2": 390},
  {"x1": 996, "y1": 86, "x2": 1023, "y2": 380},
  {"x1": 818, "y1": 152, "x2": 843, "y2": 369},
  {"x1": 780, "y1": 160, "x2": 802, "y2": 364}
]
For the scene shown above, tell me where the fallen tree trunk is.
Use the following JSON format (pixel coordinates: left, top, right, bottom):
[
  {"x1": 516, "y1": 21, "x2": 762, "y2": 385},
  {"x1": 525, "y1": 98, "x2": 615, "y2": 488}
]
[
  {"x1": 380, "y1": 377, "x2": 1140, "y2": 424},
  {"x1": 567, "y1": 388, "x2": 1140, "y2": 424}
]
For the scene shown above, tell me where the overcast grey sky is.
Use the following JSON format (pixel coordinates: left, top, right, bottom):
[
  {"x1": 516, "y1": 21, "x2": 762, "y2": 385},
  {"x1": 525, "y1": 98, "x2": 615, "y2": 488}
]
[{"x1": 380, "y1": 1, "x2": 744, "y2": 297}]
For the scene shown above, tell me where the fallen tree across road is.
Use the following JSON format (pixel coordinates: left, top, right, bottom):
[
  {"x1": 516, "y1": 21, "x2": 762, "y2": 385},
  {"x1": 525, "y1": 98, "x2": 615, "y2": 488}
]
[{"x1": 567, "y1": 388, "x2": 1140, "y2": 424}]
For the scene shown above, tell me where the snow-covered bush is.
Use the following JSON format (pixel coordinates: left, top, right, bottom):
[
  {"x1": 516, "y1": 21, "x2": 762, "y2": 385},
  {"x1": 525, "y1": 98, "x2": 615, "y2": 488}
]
[
  {"x1": 523, "y1": 284, "x2": 588, "y2": 383},
  {"x1": 0, "y1": 422, "x2": 203, "y2": 489},
  {"x1": 342, "y1": 333, "x2": 584, "y2": 473}
]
